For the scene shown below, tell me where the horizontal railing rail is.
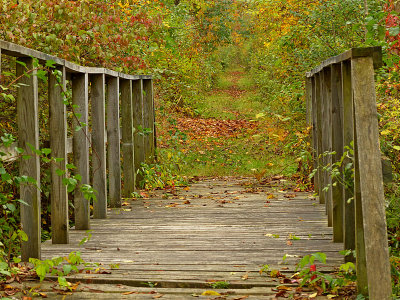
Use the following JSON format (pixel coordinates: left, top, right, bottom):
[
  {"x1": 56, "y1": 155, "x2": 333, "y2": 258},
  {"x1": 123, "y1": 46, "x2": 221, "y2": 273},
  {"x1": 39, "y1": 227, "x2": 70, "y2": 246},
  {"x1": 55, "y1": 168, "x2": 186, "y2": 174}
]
[
  {"x1": 305, "y1": 47, "x2": 392, "y2": 299},
  {"x1": 0, "y1": 40, "x2": 155, "y2": 262}
]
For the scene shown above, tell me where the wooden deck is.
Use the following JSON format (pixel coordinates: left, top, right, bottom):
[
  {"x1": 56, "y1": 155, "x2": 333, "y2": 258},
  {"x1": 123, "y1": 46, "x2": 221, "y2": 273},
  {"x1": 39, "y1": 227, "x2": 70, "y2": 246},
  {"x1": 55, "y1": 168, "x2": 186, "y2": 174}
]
[{"x1": 39, "y1": 177, "x2": 343, "y2": 299}]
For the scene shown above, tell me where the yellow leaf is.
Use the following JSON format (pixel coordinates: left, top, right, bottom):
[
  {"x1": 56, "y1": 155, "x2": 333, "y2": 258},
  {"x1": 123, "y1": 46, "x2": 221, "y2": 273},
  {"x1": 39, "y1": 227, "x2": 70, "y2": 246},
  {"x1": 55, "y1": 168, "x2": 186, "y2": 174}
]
[
  {"x1": 201, "y1": 291, "x2": 221, "y2": 296},
  {"x1": 309, "y1": 292, "x2": 318, "y2": 298},
  {"x1": 381, "y1": 129, "x2": 391, "y2": 135}
]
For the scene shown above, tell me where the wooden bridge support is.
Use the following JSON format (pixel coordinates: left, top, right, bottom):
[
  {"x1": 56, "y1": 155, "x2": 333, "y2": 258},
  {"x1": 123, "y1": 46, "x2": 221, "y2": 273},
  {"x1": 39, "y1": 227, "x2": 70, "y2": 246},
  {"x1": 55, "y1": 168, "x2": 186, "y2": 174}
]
[
  {"x1": 16, "y1": 57, "x2": 41, "y2": 261},
  {"x1": 306, "y1": 47, "x2": 392, "y2": 299},
  {"x1": 72, "y1": 73, "x2": 90, "y2": 230},
  {"x1": 49, "y1": 66, "x2": 69, "y2": 244},
  {"x1": 0, "y1": 40, "x2": 155, "y2": 261}
]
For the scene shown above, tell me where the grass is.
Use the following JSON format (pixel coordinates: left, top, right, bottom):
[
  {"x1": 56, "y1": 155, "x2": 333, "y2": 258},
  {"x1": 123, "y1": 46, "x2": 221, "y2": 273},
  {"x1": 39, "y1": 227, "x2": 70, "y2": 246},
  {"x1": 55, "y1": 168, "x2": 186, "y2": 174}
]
[{"x1": 158, "y1": 65, "x2": 299, "y2": 179}]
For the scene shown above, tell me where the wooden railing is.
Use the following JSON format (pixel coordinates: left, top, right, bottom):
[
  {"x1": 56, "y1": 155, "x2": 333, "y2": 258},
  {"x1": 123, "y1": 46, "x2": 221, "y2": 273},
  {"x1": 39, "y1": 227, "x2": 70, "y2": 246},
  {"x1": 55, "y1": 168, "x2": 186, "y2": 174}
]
[
  {"x1": 306, "y1": 47, "x2": 392, "y2": 299},
  {"x1": 0, "y1": 40, "x2": 155, "y2": 262}
]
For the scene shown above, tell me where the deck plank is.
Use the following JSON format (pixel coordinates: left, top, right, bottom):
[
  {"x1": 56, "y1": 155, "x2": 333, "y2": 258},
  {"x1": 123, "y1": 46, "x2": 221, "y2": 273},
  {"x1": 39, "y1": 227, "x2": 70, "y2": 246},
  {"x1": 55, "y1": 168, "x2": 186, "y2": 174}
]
[{"x1": 41, "y1": 177, "x2": 343, "y2": 298}]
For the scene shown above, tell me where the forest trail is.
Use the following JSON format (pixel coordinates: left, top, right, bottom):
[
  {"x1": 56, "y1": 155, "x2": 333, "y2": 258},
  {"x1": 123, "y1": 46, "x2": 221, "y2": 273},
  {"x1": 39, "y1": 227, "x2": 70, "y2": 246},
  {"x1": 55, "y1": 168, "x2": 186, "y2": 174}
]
[
  {"x1": 32, "y1": 177, "x2": 341, "y2": 299},
  {"x1": 158, "y1": 66, "x2": 299, "y2": 181}
]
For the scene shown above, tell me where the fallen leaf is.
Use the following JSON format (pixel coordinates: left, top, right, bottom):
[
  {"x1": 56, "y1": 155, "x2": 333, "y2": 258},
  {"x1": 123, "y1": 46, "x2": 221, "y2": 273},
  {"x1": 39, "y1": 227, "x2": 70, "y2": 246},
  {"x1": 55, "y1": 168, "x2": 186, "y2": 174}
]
[
  {"x1": 241, "y1": 273, "x2": 249, "y2": 280},
  {"x1": 274, "y1": 290, "x2": 287, "y2": 297},
  {"x1": 309, "y1": 292, "x2": 318, "y2": 298},
  {"x1": 284, "y1": 194, "x2": 296, "y2": 198},
  {"x1": 183, "y1": 200, "x2": 191, "y2": 204},
  {"x1": 153, "y1": 294, "x2": 164, "y2": 298},
  {"x1": 70, "y1": 282, "x2": 81, "y2": 291},
  {"x1": 277, "y1": 285, "x2": 292, "y2": 291},
  {"x1": 286, "y1": 240, "x2": 293, "y2": 246},
  {"x1": 201, "y1": 291, "x2": 221, "y2": 296},
  {"x1": 122, "y1": 291, "x2": 137, "y2": 295}
]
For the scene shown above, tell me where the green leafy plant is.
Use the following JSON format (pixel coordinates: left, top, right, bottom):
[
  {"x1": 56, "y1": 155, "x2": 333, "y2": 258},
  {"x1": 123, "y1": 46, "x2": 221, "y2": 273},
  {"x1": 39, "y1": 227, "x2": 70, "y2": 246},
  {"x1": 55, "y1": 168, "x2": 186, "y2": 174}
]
[
  {"x1": 296, "y1": 252, "x2": 356, "y2": 294},
  {"x1": 29, "y1": 251, "x2": 92, "y2": 290},
  {"x1": 259, "y1": 264, "x2": 270, "y2": 275},
  {"x1": 209, "y1": 281, "x2": 230, "y2": 289}
]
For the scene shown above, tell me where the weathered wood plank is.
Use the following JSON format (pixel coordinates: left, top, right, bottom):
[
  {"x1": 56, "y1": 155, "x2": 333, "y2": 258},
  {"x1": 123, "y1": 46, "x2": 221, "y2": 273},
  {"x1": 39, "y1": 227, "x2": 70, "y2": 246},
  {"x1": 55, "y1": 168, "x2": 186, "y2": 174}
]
[
  {"x1": 331, "y1": 63, "x2": 344, "y2": 242},
  {"x1": 72, "y1": 73, "x2": 90, "y2": 230},
  {"x1": 306, "y1": 46, "x2": 382, "y2": 77},
  {"x1": 91, "y1": 74, "x2": 107, "y2": 219},
  {"x1": 120, "y1": 79, "x2": 135, "y2": 197},
  {"x1": 321, "y1": 68, "x2": 333, "y2": 226},
  {"x1": 49, "y1": 66, "x2": 69, "y2": 244},
  {"x1": 143, "y1": 79, "x2": 155, "y2": 164},
  {"x1": 306, "y1": 77, "x2": 312, "y2": 126},
  {"x1": 315, "y1": 73, "x2": 323, "y2": 203},
  {"x1": 17, "y1": 57, "x2": 41, "y2": 261},
  {"x1": 341, "y1": 60, "x2": 355, "y2": 261},
  {"x1": 132, "y1": 79, "x2": 145, "y2": 187},
  {"x1": 352, "y1": 57, "x2": 392, "y2": 299},
  {"x1": 106, "y1": 77, "x2": 121, "y2": 208},
  {"x1": 311, "y1": 76, "x2": 319, "y2": 192},
  {"x1": 41, "y1": 179, "x2": 343, "y2": 291}
]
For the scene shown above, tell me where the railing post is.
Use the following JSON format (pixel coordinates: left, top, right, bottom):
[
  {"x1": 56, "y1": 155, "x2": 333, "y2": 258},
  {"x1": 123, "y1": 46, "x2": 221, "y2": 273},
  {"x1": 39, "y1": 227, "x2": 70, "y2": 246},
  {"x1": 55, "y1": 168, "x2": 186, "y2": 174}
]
[
  {"x1": 132, "y1": 79, "x2": 145, "y2": 187},
  {"x1": 353, "y1": 111, "x2": 368, "y2": 295},
  {"x1": 311, "y1": 76, "x2": 318, "y2": 192},
  {"x1": 341, "y1": 60, "x2": 355, "y2": 261},
  {"x1": 17, "y1": 57, "x2": 41, "y2": 261},
  {"x1": 49, "y1": 65, "x2": 69, "y2": 244},
  {"x1": 306, "y1": 77, "x2": 312, "y2": 126},
  {"x1": 352, "y1": 56, "x2": 392, "y2": 299},
  {"x1": 143, "y1": 79, "x2": 155, "y2": 164},
  {"x1": 121, "y1": 79, "x2": 135, "y2": 197},
  {"x1": 91, "y1": 74, "x2": 107, "y2": 219},
  {"x1": 321, "y1": 68, "x2": 333, "y2": 226},
  {"x1": 331, "y1": 63, "x2": 344, "y2": 242},
  {"x1": 106, "y1": 76, "x2": 121, "y2": 208},
  {"x1": 315, "y1": 73, "x2": 323, "y2": 201},
  {"x1": 72, "y1": 73, "x2": 90, "y2": 229}
]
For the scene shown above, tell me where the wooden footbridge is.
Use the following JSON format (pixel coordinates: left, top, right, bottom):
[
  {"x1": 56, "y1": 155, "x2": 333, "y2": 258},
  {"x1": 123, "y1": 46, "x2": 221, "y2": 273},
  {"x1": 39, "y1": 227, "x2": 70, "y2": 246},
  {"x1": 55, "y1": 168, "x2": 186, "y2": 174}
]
[{"x1": 0, "y1": 40, "x2": 393, "y2": 299}]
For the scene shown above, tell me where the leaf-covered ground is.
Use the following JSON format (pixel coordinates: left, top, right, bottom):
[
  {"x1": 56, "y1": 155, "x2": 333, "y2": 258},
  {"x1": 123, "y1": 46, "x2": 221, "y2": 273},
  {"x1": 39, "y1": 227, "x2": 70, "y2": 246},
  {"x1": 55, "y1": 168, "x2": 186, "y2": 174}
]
[{"x1": 156, "y1": 66, "x2": 304, "y2": 182}]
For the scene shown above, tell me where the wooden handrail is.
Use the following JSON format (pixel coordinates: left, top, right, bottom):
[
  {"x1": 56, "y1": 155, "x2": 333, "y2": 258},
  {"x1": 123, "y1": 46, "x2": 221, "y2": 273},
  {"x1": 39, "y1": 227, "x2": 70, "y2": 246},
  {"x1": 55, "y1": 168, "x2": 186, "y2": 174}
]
[
  {"x1": 306, "y1": 47, "x2": 392, "y2": 299},
  {"x1": 0, "y1": 40, "x2": 156, "y2": 261}
]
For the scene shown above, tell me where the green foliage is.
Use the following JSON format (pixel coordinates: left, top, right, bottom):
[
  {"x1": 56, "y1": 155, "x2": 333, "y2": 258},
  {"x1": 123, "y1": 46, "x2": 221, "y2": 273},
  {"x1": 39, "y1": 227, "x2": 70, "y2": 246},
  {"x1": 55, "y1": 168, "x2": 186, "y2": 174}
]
[
  {"x1": 296, "y1": 252, "x2": 356, "y2": 294},
  {"x1": 29, "y1": 251, "x2": 90, "y2": 290},
  {"x1": 0, "y1": 62, "x2": 97, "y2": 284},
  {"x1": 259, "y1": 264, "x2": 270, "y2": 275},
  {"x1": 209, "y1": 281, "x2": 229, "y2": 289},
  {"x1": 138, "y1": 149, "x2": 188, "y2": 190}
]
